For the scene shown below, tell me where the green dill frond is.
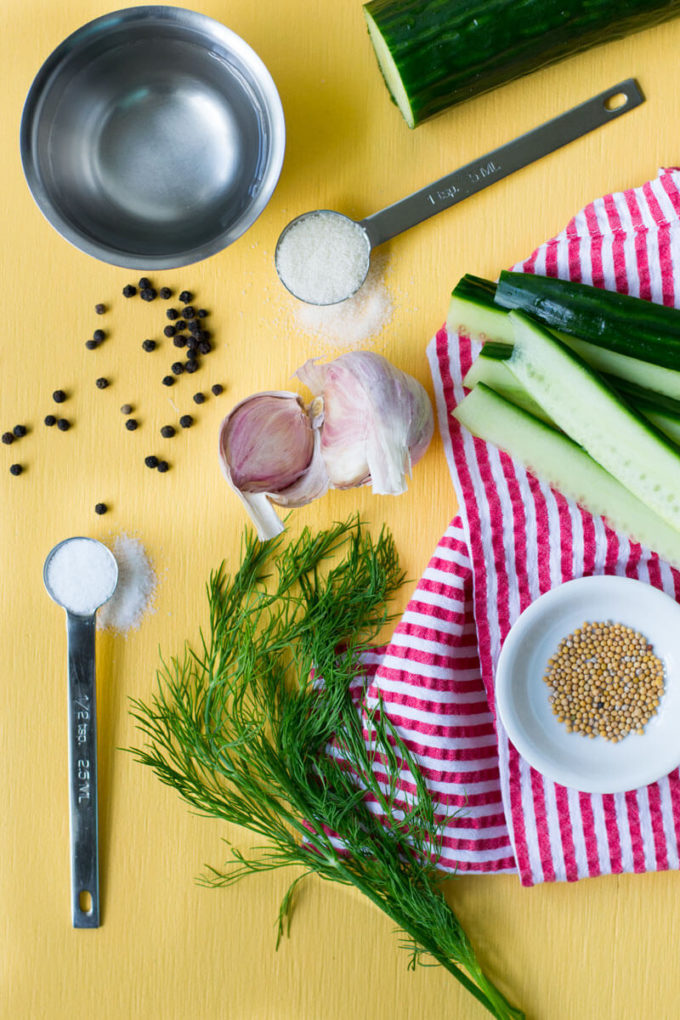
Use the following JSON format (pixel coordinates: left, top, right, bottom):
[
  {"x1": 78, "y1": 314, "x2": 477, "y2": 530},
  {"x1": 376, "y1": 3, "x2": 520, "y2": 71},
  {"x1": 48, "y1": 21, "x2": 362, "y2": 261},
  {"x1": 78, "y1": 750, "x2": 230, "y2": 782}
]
[{"x1": 128, "y1": 517, "x2": 524, "y2": 1020}]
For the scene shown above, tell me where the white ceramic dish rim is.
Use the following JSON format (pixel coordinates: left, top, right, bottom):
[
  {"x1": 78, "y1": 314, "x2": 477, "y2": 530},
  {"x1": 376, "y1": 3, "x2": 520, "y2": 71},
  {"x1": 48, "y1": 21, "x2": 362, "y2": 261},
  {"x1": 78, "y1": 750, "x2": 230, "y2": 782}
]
[{"x1": 495, "y1": 575, "x2": 680, "y2": 794}]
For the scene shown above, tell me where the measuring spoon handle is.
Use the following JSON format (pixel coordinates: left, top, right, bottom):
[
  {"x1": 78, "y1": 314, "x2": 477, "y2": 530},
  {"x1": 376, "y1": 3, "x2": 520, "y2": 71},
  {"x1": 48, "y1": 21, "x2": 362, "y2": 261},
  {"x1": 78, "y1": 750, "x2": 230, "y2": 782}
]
[
  {"x1": 66, "y1": 612, "x2": 99, "y2": 928},
  {"x1": 359, "y1": 79, "x2": 644, "y2": 249}
]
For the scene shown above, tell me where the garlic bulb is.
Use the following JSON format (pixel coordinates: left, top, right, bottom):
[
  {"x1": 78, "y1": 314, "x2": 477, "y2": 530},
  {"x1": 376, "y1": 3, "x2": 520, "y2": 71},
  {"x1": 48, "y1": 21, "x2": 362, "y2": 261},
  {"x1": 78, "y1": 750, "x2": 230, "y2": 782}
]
[
  {"x1": 219, "y1": 391, "x2": 328, "y2": 540},
  {"x1": 296, "y1": 352, "x2": 433, "y2": 494},
  {"x1": 219, "y1": 353, "x2": 434, "y2": 540}
]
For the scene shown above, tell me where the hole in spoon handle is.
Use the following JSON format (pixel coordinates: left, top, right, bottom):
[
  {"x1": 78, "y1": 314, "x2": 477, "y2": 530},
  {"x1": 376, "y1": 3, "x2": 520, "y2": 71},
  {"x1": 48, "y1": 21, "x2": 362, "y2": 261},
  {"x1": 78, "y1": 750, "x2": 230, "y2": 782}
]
[{"x1": 66, "y1": 613, "x2": 100, "y2": 928}]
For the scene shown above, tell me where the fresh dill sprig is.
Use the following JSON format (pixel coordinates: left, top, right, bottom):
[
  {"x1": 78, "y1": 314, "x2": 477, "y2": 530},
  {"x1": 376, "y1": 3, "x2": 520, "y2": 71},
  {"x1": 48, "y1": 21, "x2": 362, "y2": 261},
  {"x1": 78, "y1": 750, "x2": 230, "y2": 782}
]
[{"x1": 129, "y1": 516, "x2": 523, "y2": 1020}]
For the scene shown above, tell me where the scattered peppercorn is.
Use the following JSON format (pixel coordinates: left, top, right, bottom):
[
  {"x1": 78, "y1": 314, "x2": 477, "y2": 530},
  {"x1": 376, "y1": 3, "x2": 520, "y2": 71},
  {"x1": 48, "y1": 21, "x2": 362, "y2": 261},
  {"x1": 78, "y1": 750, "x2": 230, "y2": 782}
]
[
  {"x1": 160, "y1": 425, "x2": 176, "y2": 438},
  {"x1": 175, "y1": 320, "x2": 186, "y2": 331},
  {"x1": 179, "y1": 290, "x2": 192, "y2": 303},
  {"x1": 157, "y1": 460, "x2": 170, "y2": 473},
  {"x1": 193, "y1": 392, "x2": 206, "y2": 404},
  {"x1": 52, "y1": 390, "x2": 66, "y2": 403},
  {"x1": 1, "y1": 432, "x2": 14, "y2": 444},
  {"x1": 140, "y1": 288, "x2": 157, "y2": 302},
  {"x1": 120, "y1": 403, "x2": 133, "y2": 415},
  {"x1": 162, "y1": 375, "x2": 175, "y2": 387},
  {"x1": 9, "y1": 464, "x2": 22, "y2": 476},
  {"x1": 138, "y1": 277, "x2": 151, "y2": 290},
  {"x1": 197, "y1": 309, "x2": 208, "y2": 318},
  {"x1": 125, "y1": 418, "x2": 138, "y2": 431},
  {"x1": 179, "y1": 414, "x2": 194, "y2": 428},
  {"x1": 159, "y1": 286, "x2": 172, "y2": 300},
  {"x1": 198, "y1": 329, "x2": 211, "y2": 341},
  {"x1": 185, "y1": 360, "x2": 199, "y2": 374},
  {"x1": 164, "y1": 325, "x2": 176, "y2": 337},
  {"x1": 211, "y1": 384, "x2": 223, "y2": 396},
  {"x1": 142, "y1": 339, "x2": 156, "y2": 352},
  {"x1": 144, "y1": 455, "x2": 159, "y2": 468},
  {"x1": 171, "y1": 361, "x2": 185, "y2": 375},
  {"x1": 198, "y1": 339, "x2": 211, "y2": 354},
  {"x1": 93, "y1": 329, "x2": 106, "y2": 343},
  {"x1": 173, "y1": 334, "x2": 187, "y2": 348},
  {"x1": 95, "y1": 303, "x2": 106, "y2": 315},
  {"x1": 166, "y1": 308, "x2": 179, "y2": 320},
  {"x1": 85, "y1": 339, "x2": 99, "y2": 350},
  {"x1": 94, "y1": 503, "x2": 107, "y2": 515},
  {"x1": 57, "y1": 419, "x2": 70, "y2": 431},
  {"x1": 182, "y1": 306, "x2": 195, "y2": 319},
  {"x1": 44, "y1": 415, "x2": 56, "y2": 427},
  {"x1": 13, "y1": 425, "x2": 27, "y2": 438},
  {"x1": 186, "y1": 336, "x2": 198, "y2": 350},
  {"x1": 123, "y1": 284, "x2": 136, "y2": 297},
  {"x1": 188, "y1": 320, "x2": 201, "y2": 335},
  {"x1": 96, "y1": 377, "x2": 109, "y2": 390}
]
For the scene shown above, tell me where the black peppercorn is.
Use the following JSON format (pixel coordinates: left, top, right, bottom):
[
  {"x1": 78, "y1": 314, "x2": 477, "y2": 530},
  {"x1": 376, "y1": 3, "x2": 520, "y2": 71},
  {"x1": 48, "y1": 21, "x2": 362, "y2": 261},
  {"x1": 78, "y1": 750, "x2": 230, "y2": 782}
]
[
  {"x1": 120, "y1": 403, "x2": 133, "y2": 415},
  {"x1": 52, "y1": 389, "x2": 66, "y2": 403},
  {"x1": 44, "y1": 415, "x2": 56, "y2": 427},
  {"x1": 185, "y1": 360, "x2": 199, "y2": 374},
  {"x1": 57, "y1": 418, "x2": 70, "y2": 431},
  {"x1": 179, "y1": 414, "x2": 194, "y2": 428},
  {"x1": 173, "y1": 334, "x2": 187, "y2": 348},
  {"x1": 197, "y1": 309, "x2": 208, "y2": 318},
  {"x1": 94, "y1": 503, "x2": 107, "y2": 515},
  {"x1": 13, "y1": 425, "x2": 27, "y2": 438},
  {"x1": 157, "y1": 460, "x2": 170, "y2": 473},
  {"x1": 142, "y1": 339, "x2": 156, "y2": 352},
  {"x1": 9, "y1": 464, "x2": 22, "y2": 476},
  {"x1": 160, "y1": 425, "x2": 175, "y2": 438},
  {"x1": 171, "y1": 361, "x2": 185, "y2": 375},
  {"x1": 144, "y1": 455, "x2": 159, "y2": 468},
  {"x1": 1, "y1": 432, "x2": 14, "y2": 444},
  {"x1": 193, "y1": 392, "x2": 206, "y2": 404},
  {"x1": 175, "y1": 320, "x2": 186, "y2": 331},
  {"x1": 198, "y1": 340, "x2": 211, "y2": 355},
  {"x1": 96, "y1": 377, "x2": 109, "y2": 389},
  {"x1": 125, "y1": 418, "x2": 138, "y2": 431},
  {"x1": 186, "y1": 336, "x2": 198, "y2": 351},
  {"x1": 179, "y1": 290, "x2": 192, "y2": 303},
  {"x1": 198, "y1": 329, "x2": 210, "y2": 341},
  {"x1": 188, "y1": 320, "x2": 201, "y2": 336},
  {"x1": 211, "y1": 384, "x2": 224, "y2": 396},
  {"x1": 85, "y1": 339, "x2": 98, "y2": 350},
  {"x1": 163, "y1": 325, "x2": 176, "y2": 337},
  {"x1": 159, "y1": 286, "x2": 172, "y2": 300},
  {"x1": 123, "y1": 284, "x2": 136, "y2": 297},
  {"x1": 166, "y1": 308, "x2": 179, "y2": 320},
  {"x1": 162, "y1": 375, "x2": 175, "y2": 387},
  {"x1": 182, "y1": 306, "x2": 195, "y2": 319},
  {"x1": 93, "y1": 329, "x2": 105, "y2": 342},
  {"x1": 95, "y1": 303, "x2": 106, "y2": 315},
  {"x1": 138, "y1": 277, "x2": 151, "y2": 290},
  {"x1": 140, "y1": 288, "x2": 157, "y2": 302}
]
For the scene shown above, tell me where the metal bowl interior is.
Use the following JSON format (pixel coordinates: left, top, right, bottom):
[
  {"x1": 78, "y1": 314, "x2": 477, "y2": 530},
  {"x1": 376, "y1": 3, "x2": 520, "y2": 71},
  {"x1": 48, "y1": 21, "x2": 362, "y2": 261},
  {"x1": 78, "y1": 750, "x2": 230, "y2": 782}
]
[{"x1": 20, "y1": 6, "x2": 285, "y2": 269}]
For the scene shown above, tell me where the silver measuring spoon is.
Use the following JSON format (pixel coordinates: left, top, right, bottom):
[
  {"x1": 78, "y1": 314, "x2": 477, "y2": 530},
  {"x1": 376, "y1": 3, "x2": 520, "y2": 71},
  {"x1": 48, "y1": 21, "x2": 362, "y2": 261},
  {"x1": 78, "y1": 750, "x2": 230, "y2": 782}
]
[
  {"x1": 43, "y1": 537, "x2": 118, "y2": 928},
  {"x1": 275, "y1": 78, "x2": 644, "y2": 305}
]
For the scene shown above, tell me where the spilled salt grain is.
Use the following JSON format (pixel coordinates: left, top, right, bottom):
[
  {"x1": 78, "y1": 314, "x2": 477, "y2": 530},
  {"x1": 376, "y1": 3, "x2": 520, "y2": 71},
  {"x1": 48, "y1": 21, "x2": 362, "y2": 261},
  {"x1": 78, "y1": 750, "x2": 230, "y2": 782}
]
[
  {"x1": 97, "y1": 533, "x2": 157, "y2": 635},
  {"x1": 291, "y1": 257, "x2": 393, "y2": 349}
]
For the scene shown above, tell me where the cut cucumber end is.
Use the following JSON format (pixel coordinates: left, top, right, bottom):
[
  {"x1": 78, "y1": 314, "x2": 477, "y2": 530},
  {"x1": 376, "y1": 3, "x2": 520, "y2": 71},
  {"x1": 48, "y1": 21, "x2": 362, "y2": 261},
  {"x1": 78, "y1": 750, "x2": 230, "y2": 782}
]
[{"x1": 364, "y1": 10, "x2": 416, "y2": 128}]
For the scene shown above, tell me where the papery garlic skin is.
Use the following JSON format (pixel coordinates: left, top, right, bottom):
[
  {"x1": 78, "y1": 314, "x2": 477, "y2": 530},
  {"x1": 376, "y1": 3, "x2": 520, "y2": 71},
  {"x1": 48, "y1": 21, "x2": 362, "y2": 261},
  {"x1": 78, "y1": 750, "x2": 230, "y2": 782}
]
[
  {"x1": 296, "y1": 351, "x2": 434, "y2": 495},
  {"x1": 219, "y1": 391, "x2": 328, "y2": 541}
]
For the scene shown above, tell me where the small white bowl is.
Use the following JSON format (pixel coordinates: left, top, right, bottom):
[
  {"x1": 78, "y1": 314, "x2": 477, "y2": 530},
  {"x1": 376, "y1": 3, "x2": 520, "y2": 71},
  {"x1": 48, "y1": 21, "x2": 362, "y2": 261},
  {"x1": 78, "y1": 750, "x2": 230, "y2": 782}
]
[{"x1": 495, "y1": 575, "x2": 680, "y2": 793}]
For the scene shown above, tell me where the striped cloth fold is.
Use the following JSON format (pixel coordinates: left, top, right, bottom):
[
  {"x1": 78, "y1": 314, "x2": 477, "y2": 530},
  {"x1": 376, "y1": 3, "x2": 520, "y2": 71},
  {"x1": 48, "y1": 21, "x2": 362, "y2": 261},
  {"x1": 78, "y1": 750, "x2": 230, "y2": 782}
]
[{"x1": 364, "y1": 168, "x2": 680, "y2": 886}]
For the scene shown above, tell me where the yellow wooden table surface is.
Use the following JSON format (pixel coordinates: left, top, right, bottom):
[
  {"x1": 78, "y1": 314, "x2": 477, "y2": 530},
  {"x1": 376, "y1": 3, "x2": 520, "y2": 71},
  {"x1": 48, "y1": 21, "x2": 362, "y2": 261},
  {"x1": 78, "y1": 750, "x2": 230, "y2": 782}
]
[{"x1": 4, "y1": 2, "x2": 680, "y2": 1018}]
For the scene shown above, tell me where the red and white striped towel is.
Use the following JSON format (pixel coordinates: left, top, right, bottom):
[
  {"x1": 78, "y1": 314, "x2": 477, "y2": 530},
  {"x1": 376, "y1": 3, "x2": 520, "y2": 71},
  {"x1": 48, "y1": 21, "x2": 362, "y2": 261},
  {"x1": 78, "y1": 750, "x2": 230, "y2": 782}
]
[{"x1": 366, "y1": 168, "x2": 680, "y2": 886}]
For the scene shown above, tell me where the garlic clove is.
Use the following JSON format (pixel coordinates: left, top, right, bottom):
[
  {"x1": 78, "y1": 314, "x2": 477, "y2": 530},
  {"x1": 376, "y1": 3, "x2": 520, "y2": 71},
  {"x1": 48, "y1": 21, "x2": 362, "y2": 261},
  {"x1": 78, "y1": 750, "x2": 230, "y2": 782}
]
[{"x1": 219, "y1": 391, "x2": 329, "y2": 541}]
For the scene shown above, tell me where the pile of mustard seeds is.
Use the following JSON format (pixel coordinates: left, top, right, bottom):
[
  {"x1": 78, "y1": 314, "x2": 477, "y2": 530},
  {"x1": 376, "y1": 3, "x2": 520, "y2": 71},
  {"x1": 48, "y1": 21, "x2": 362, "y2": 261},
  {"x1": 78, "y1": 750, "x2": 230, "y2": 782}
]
[{"x1": 543, "y1": 620, "x2": 665, "y2": 741}]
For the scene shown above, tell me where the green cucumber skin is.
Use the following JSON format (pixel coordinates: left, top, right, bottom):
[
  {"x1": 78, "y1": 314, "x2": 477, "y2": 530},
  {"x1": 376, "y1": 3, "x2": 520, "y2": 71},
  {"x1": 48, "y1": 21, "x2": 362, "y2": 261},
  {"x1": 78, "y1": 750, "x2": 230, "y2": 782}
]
[
  {"x1": 363, "y1": 0, "x2": 680, "y2": 126},
  {"x1": 496, "y1": 271, "x2": 680, "y2": 369},
  {"x1": 453, "y1": 384, "x2": 680, "y2": 566},
  {"x1": 507, "y1": 310, "x2": 680, "y2": 533}
]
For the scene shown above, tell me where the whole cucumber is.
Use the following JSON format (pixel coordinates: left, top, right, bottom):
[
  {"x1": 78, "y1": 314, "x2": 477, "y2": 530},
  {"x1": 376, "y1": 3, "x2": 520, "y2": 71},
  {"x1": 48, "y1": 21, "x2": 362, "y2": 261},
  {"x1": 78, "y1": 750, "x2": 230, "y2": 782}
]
[{"x1": 364, "y1": 0, "x2": 680, "y2": 127}]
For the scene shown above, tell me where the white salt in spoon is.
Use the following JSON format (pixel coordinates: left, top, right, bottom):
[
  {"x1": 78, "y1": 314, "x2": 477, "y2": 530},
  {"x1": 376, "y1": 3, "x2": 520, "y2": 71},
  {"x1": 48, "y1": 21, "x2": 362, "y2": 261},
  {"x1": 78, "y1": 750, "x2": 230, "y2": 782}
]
[
  {"x1": 43, "y1": 537, "x2": 118, "y2": 928},
  {"x1": 275, "y1": 79, "x2": 643, "y2": 306}
]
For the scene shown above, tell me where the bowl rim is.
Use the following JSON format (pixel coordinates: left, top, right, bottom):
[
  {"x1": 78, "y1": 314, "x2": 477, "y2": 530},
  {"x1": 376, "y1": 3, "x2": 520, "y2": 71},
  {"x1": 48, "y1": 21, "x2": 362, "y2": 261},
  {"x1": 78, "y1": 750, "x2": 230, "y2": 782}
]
[{"x1": 19, "y1": 4, "x2": 286, "y2": 269}]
